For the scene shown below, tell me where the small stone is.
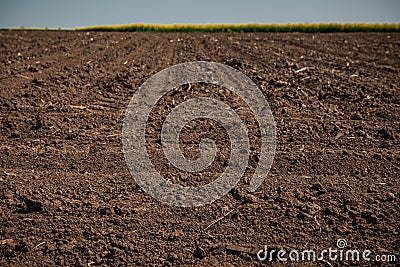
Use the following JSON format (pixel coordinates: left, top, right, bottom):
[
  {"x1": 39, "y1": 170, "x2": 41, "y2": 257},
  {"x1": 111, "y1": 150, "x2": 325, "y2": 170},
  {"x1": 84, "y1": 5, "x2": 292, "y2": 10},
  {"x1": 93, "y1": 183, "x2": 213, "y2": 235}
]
[
  {"x1": 386, "y1": 192, "x2": 395, "y2": 201},
  {"x1": 245, "y1": 194, "x2": 259, "y2": 203},
  {"x1": 46, "y1": 243, "x2": 57, "y2": 251}
]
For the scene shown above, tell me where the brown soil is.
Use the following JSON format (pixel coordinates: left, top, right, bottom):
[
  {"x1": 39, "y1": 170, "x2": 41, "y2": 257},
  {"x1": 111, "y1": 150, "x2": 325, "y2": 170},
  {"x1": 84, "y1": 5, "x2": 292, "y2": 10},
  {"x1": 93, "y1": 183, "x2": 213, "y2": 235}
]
[{"x1": 0, "y1": 31, "x2": 399, "y2": 266}]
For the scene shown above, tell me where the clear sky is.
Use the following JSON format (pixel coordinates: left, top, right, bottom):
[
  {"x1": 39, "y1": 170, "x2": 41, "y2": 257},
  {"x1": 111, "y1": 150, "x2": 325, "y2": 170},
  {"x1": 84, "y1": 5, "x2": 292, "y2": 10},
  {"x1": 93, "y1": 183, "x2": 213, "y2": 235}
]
[{"x1": 0, "y1": 0, "x2": 399, "y2": 29}]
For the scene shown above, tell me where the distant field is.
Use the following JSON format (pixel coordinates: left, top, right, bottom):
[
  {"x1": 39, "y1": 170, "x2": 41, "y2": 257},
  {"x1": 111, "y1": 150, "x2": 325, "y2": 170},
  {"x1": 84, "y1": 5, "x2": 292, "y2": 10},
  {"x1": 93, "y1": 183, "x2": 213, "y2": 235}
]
[{"x1": 74, "y1": 23, "x2": 400, "y2": 32}]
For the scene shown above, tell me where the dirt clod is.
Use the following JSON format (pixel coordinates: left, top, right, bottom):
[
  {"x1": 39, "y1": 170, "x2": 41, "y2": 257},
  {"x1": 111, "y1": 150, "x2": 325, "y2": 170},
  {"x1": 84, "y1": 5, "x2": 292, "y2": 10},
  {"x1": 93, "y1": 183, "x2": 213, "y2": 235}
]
[
  {"x1": 193, "y1": 247, "x2": 206, "y2": 259},
  {"x1": 23, "y1": 197, "x2": 43, "y2": 213}
]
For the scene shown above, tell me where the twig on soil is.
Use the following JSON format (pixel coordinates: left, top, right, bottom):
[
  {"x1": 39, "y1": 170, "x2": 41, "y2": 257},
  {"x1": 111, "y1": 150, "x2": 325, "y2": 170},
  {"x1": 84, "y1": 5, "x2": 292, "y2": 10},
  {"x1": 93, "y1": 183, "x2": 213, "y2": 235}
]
[
  {"x1": 16, "y1": 74, "x2": 31, "y2": 79},
  {"x1": 69, "y1": 105, "x2": 88, "y2": 110},
  {"x1": 340, "y1": 183, "x2": 353, "y2": 190},
  {"x1": 203, "y1": 209, "x2": 234, "y2": 231},
  {"x1": 33, "y1": 242, "x2": 46, "y2": 250},
  {"x1": 203, "y1": 231, "x2": 214, "y2": 239},
  {"x1": 313, "y1": 215, "x2": 320, "y2": 226},
  {"x1": 295, "y1": 67, "x2": 315, "y2": 73},
  {"x1": 186, "y1": 82, "x2": 192, "y2": 92},
  {"x1": 320, "y1": 259, "x2": 333, "y2": 267},
  {"x1": 226, "y1": 244, "x2": 257, "y2": 255},
  {"x1": 106, "y1": 134, "x2": 121, "y2": 138},
  {"x1": 0, "y1": 239, "x2": 13, "y2": 245}
]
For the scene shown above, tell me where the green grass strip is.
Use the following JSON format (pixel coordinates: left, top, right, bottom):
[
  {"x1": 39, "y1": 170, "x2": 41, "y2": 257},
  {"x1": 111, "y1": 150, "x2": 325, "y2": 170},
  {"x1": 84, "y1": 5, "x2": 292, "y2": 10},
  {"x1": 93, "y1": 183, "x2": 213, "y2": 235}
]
[{"x1": 75, "y1": 23, "x2": 400, "y2": 32}]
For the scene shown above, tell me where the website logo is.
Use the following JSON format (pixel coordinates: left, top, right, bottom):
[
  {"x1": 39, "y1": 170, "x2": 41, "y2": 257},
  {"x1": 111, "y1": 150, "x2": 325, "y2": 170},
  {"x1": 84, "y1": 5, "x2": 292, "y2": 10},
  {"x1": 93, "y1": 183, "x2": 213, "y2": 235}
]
[{"x1": 122, "y1": 61, "x2": 276, "y2": 207}]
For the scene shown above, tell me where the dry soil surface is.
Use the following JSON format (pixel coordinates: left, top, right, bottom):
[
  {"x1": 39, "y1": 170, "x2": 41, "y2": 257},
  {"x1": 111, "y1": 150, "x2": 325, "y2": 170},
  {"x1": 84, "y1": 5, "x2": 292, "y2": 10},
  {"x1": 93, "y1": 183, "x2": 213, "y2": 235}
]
[{"x1": 0, "y1": 31, "x2": 399, "y2": 266}]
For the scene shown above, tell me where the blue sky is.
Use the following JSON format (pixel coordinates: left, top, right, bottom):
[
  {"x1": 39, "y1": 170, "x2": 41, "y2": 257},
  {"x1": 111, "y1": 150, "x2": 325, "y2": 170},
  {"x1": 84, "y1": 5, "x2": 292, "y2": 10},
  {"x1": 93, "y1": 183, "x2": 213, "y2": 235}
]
[{"x1": 0, "y1": 0, "x2": 399, "y2": 29}]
